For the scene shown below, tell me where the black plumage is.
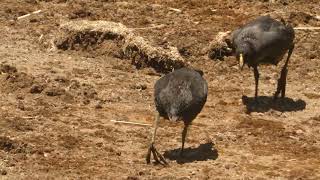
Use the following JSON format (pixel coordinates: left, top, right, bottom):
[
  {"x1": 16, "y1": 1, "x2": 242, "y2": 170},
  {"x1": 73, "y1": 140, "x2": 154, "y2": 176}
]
[
  {"x1": 146, "y1": 67, "x2": 208, "y2": 165},
  {"x1": 231, "y1": 15, "x2": 295, "y2": 99}
]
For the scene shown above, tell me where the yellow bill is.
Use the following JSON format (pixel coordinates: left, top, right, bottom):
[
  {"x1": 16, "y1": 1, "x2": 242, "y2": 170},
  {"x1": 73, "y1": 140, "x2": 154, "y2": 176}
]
[{"x1": 239, "y1": 53, "x2": 244, "y2": 70}]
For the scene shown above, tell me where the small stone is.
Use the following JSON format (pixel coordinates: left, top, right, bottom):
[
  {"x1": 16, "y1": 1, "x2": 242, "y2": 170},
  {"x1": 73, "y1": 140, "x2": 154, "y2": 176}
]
[
  {"x1": 225, "y1": 163, "x2": 237, "y2": 169},
  {"x1": 281, "y1": 113, "x2": 288, "y2": 118},
  {"x1": 45, "y1": 88, "x2": 65, "y2": 96},
  {"x1": 0, "y1": 169, "x2": 7, "y2": 175},
  {"x1": 214, "y1": 133, "x2": 224, "y2": 141},
  {"x1": 130, "y1": 84, "x2": 147, "y2": 90},
  {"x1": 16, "y1": 94, "x2": 24, "y2": 100},
  {"x1": 54, "y1": 75, "x2": 68, "y2": 83},
  {"x1": 289, "y1": 136, "x2": 299, "y2": 141},
  {"x1": 127, "y1": 176, "x2": 138, "y2": 180},
  {"x1": 82, "y1": 99, "x2": 90, "y2": 105},
  {"x1": 30, "y1": 84, "x2": 44, "y2": 94},
  {"x1": 17, "y1": 101, "x2": 25, "y2": 111},
  {"x1": 95, "y1": 102, "x2": 103, "y2": 109}
]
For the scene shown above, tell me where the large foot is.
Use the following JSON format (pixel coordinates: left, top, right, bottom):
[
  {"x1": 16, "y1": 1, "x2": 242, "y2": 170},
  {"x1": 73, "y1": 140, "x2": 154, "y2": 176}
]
[{"x1": 146, "y1": 143, "x2": 168, "y2": 165}]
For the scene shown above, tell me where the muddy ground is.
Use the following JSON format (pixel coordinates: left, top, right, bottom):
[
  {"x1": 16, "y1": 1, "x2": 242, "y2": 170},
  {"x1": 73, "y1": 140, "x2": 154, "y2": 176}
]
[{"x1": 0, "y1": 0, "x2": 320, "y2": 179}]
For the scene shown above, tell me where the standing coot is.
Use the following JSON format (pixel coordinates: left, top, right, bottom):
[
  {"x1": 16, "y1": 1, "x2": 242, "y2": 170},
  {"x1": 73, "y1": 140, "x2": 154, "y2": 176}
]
[
  {"x1": 146, "y1": 67, "x2": 208, "y2": 165},
  {"x1": 231, "y1": 15, "x2": 295, "y2": 99}
]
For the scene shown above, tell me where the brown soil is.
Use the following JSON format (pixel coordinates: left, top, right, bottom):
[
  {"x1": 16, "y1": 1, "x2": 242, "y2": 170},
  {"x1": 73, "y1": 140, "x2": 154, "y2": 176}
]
[{"x1": 0, "y1": 0, "x2": 320, "y2": 179}]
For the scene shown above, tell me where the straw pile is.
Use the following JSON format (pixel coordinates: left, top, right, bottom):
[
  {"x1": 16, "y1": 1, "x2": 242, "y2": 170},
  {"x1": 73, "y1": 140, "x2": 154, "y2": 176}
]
[
  {"x1": 207, "y1": 31, "x2": 233, "y2": 60},
  {"x1": 55, "y1": 20, "x2": 185, "y2": 73}
]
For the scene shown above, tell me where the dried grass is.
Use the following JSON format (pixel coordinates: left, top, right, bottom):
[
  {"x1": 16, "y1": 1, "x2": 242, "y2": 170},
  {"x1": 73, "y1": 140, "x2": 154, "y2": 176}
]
[
  {"x1": 207, "y1": 31, "x2": 233, "y2": 60},
  {"x1": 55, "y1": 20, "x2": 185, "y2": 73}
]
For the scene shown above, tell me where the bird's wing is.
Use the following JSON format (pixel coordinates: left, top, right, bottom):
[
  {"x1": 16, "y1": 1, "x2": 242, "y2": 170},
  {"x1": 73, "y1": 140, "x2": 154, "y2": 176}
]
[
  {"x1": 232, "y1": 25, "x2": 261, "y2": 47},
  {"x1": 255, "y1": 30, "x2": 289, "y2": 51},
  {"x1": 154, "y1": 74, "x2": 170, "y2": 97},
  {"x1": 231, "y1": 29, "x2": 242, "y2": 43}
]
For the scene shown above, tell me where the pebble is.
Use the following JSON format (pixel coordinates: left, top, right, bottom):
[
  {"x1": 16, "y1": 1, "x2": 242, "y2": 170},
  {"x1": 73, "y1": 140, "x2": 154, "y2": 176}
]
[
  {"x1": 0, "y1": 169, "x2": 7, "y2": 176},
  {"x1": 30, "y1": 84, "x2": 44, "y2": 94},
  {"x1": 95, "y1": 101, "x2": 103, "y2": 109}
]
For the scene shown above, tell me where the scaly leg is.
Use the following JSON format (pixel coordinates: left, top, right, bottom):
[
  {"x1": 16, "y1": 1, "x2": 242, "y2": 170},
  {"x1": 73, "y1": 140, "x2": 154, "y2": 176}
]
[
  {"x1": 280, "y1": 67, "x2": 288, "y2": 98},
  {"x1": 180, "y1": 123, "x2": 189, "y2": 156},
  {"x1": 274, "y1": 69, "x2": 285, "y2": 99},
  {"x1": 253, "y1": 66, "x2": 260, "y2": 100},
  {"x1": 146, "y1": 112, "x2": 167, "y2": 165},
  {"x1": 274, "y1": 44, "x2": 294, "y2": 99},
  {"x1": 281, "y1": 44, "x2": 294, "y2": 98}
]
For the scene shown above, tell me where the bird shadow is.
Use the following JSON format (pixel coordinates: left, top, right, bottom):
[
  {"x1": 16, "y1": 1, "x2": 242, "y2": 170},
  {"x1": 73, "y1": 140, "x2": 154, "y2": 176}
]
[
  {"x1": 242, "y1": 95, "x2": 306, "y2": 113},
  {"x1": 163, "y1": 142, "x2": 218, "y2": 164}
]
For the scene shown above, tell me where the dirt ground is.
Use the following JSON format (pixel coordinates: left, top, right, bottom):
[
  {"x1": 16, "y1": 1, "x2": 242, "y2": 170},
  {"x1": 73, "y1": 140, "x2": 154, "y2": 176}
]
[{"x1": 0, "y1": 0, "x2": 320, "y2": 179}]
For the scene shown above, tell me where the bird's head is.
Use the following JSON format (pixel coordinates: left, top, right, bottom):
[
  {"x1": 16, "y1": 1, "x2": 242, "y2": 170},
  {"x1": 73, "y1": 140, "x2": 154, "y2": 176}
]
[
  {"x1": 167, "y1": 107, "x2": 181, "y2": 122},
  {"x1": 162, "y1": 80, "x2": 192, "y2": 123},
  {"x1": 236, "y1": 43, "x2": 254, "y2": 70}
]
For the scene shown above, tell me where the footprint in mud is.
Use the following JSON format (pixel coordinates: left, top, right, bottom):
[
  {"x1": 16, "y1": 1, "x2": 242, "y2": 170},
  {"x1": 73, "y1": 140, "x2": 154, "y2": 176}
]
[{"x1": 163, "y1": 142, "x2": 218, "y2": 164}]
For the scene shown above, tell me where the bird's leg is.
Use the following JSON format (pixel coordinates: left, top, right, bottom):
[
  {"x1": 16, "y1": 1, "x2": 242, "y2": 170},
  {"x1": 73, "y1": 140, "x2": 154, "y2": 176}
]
[
  {"x1": 146, "y1": 112, "x2": 167, "y2": 165},
  {"x1": 180, "y1": 123, "x2": 189, "y2": 156},
  {"x1": 274, "y1": 44, "x2": 294, "y2": 99},
  {"x1": 274, "y1": 73, "x2": 283, "y2": 100},
  {"x1": 281, "y1": 44, "x2": 294, "y2": 98},
  {"x1": 253, "y1": 66, "x2": 260, "y2": 100},
  {"x1": 280, "y1": 67, "x2": 288, "y2": 98}
]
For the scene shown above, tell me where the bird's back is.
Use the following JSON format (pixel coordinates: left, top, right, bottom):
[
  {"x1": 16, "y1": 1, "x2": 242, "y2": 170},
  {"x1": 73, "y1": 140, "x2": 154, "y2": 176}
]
[
  {"x1": 232, "y1": 16, "x2": 295, "y2": 65},
  {"x1": 154, "y1": 68, "x2": 208, "y2": 122}
]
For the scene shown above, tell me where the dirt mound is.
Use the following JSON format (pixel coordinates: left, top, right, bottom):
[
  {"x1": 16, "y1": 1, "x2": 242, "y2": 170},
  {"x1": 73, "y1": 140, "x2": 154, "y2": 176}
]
[{"x1": 54, "y1": 20, "x2": 186, "y2": 73}]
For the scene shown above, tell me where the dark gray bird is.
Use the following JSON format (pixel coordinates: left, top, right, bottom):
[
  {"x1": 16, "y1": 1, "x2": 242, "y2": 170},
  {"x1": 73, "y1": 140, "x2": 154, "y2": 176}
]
[
  {"x1": 231, "y1": 15, "x2": 295, "y2": 99},
  {"x1": 146, "y1": 67, "x2": 208, "y2": 165}
]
